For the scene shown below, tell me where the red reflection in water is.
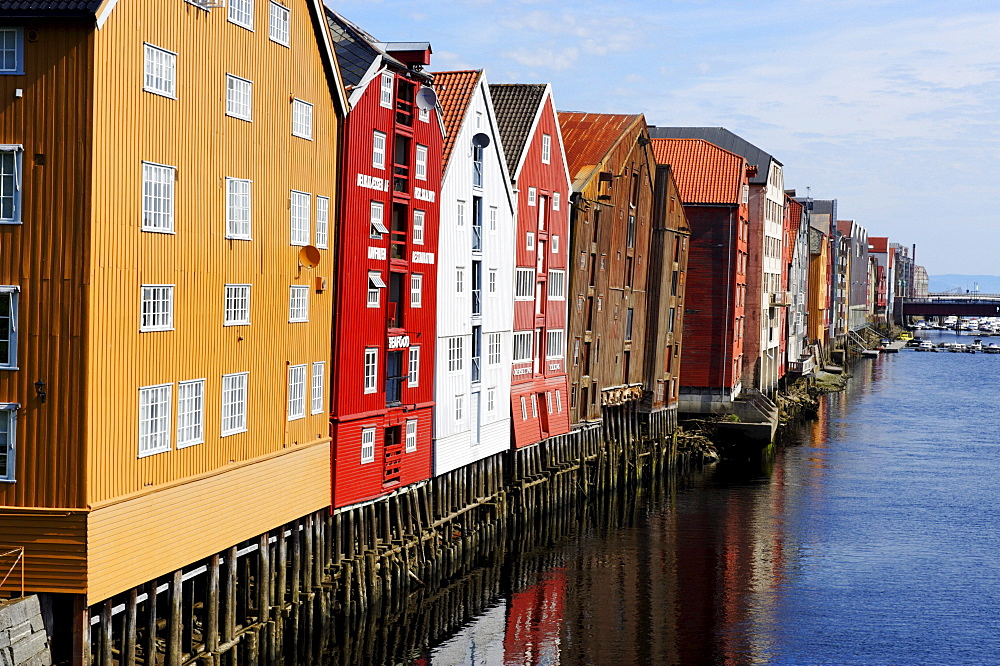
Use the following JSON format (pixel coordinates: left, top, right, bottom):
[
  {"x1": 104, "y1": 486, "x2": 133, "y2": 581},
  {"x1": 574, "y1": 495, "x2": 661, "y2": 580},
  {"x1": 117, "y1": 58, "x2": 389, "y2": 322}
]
[{"x1": 504, "y1": 569, "x2": 566, "y2": 665}]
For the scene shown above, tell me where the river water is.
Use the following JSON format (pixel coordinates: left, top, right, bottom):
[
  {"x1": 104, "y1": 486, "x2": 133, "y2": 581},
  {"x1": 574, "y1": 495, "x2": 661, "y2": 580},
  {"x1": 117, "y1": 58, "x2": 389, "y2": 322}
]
[{"x1": 415, "y1": 331, "x2": 1000, "y2": 665}]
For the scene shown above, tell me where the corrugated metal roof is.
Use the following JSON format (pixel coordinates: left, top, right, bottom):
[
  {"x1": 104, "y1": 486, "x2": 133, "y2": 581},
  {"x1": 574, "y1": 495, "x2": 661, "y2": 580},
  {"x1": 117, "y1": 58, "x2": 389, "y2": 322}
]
[
  {"x1": 488, "y1": 83, "x2": 547, "y2": 175},
  {"x1": 557, "y1": 112, "x2": 642, "y2": 189},
  {"x1": 432, "y1": 70, "x2": 481, "y2": 170},
  {"x1": 0, "y1": 0, "x2": 102, "y2": 16},
  {"x1": 647, "y1": 126, "x2": 780, "y2": 185},
  {"x1": 325, "y1": 10, "x2": 383, "y2": 90},
  {"x1": 650, "y1": 138, "x2": 744, "y2": 205}
]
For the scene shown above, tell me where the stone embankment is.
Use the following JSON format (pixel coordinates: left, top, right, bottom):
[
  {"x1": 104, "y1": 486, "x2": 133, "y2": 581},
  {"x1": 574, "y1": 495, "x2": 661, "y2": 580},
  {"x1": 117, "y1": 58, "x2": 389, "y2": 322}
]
[{"x1": 0, "y1": 596, "x2": 51, "y2": 666}]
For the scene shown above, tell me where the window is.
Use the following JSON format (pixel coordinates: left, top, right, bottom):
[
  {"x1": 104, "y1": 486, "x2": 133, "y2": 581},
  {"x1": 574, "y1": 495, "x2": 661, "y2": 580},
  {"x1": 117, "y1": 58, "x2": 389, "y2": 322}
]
[
  {"x1": 548, "y1": 270, "x2": 565, "y2": 299},
  {"x1": 176, "y1": 379, "x2": 205, "y2": 448},
  {"x1": 531, "y1": 394, "x2": 538, "y2": 418},
  {"x1": 226, "y1": 74, "x2": 252, "y2": 121},
  {"x1": 488, "y1": 270, "x2": 497, "y2": 294},
  {"x1": 370, "y1": 201, "x2": 387, "y2": 238},
  {"x1": 448, "y1": 337, "x2": 464, "y2": 372},
  {"x1": 552, "y1": 235, "x2": 559, "y2": 253},
  {"x1": 487, "y1": 388, "x2": 496, "y2": 414},
  {"x1": 408, "y1": 346, "x2": 420, "y2": 387},
  {"x1": 292, "y1": 99, "x2": 313, "y2": 140},
  {"x1": 528, "y1": 187, "x2": 536, "y2": 206},
  {"x1": 520, "y1": 396, "x2": 527, "y2": 420},
  {"x1": 410, "y1": 274, "x2": 422, "y2": 308},
  {"x1": 315, "y1": 196, "x2": 329, "y2": 249},
  {"x1": 456, "y1": 267, "x2": 464, "y2": 294},
  {"x1": 489, "y1": 207, "x2": 497, "y2": 232},
  {"x1": 526, "y1": 232, "x2": 535, "y2": 251},
  {"x1": 454, "y1": 394, "x2": 464, "y2": 423},
  {"x1": 553, "y1": 192, "x2": 560, "y2": 211},
  {"x1": 415, "y1": 144, "x2": 428, "y2": 181},
  {"x1": 311, "y1": 362, "x2": 325, "y2": 414},
  {"x1": 413, "y1": 210, "x2": 425, "y2": 244},
  {"x1": 419, "y1": 106, "x2": 430, "y2": 122},
  {"x1": 143, "y1": 44, "x2": 176, "y2": 98},
  {"x1": 140, "y1": 285, "x2": 174, "y2": 332},
  {"x1": 406, "y1": 419, "x2": 417, "y2": 452},
  {"x1": 0, "y1": 148, "x2": 20, "y2": 224},
  {"x1": 226, "y1": 178, "x2": 252, "y2": 239},
  {"x1": 515, "y1": 268, "x2": 534, "y2": 300},
  {"x1": 290, "y1": 190, "x2": 309, "y2": 245},
  {"x1": 541, "y1": 133, "x2": 551, "y2": 164},
  {"x1": 139, "y1": 384, "x2": 172, "y2": 457},
  {"x1": 0, "y1": 405, "x2": 16, "y2": 481},
  {"x1": 546, "y1": 329, "x2": 564, "y2": 359},
  {"x1": 625, "y1": 307, "x2": 634, "y2": 341},
  {"x1": 372, "y1": 131, "x2": 386, "y2": 169},
  {"x1": 488, "y1": 332, "x2": 500, "y2": 365},
  {"x1": 513, "y1": 331, "x2": 532, "y2": 362},
  {"x1": 224, "y1": 284, "x2": 250, "y2": 326},
  {"x1": 228, "y1": 0, "x2": 254, "y2": 28},
  {"x1": 0, "y1": 29, "x2": 24, "y2": 75},
  {"x1": 269, "y1": 2, "x2": 290, "y2": 46},
  {"x1": 221, "y1": 373, "x2": 248, "y2": 436},
  {"x1": 367, "y1": 271, "x2": 385, "y2": 307},
  {"x1": 380, "y1": 72, "x2": 394, "y2": 109},
  {"x1": 0, "y1": 288, "x2": 18, "y2": 369},
  {"x1": 556, "y1": 390, "x2": 563, "y2": 412},
  {"x1": 364, "y1": 348, "x2": 378, "y2": 393},
  {"x1": 361, "y1": 427, "x2": 375, "y2": 463},
  {"x1": 289, "y1": 285, "x2": 309, "y2": 322},
  {"x1": 457, "y1": 201, "x2": 465, "y2": 227},
  {"x1": 287, "y1": 364, "x2": 306, "y2": 420},
  {"x1": 142, "y1": 161, "x2": 175, "y2": 232}
]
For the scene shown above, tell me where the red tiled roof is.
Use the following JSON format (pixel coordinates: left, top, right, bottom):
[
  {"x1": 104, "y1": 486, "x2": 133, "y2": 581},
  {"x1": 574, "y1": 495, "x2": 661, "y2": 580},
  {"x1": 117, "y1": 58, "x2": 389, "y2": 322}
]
[
  {"x1": 787, "y1": 197, "x2": 804, "y2": 236},
  {"x1": 557, "y1": 112, "x2": 642, "y2": 187},
  {"x1": 431, "y1": 70, "x2": 482, "y2": 170},
  {"x1": 836, "y1": 220, "x2": 853, "y2": 236},
  {"x1": 868, "y1": 236, "x2": 889, "y2": 253},
  {"x1": 650, "y1": 138, "x2": 744, "y2": 205}
]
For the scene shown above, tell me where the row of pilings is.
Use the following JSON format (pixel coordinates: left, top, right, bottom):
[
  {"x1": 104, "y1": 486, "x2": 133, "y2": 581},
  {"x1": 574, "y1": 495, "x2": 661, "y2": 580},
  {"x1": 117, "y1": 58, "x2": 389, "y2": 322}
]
[{"x1": 82, "y1": 404, "x2": 682, "y2": 665}]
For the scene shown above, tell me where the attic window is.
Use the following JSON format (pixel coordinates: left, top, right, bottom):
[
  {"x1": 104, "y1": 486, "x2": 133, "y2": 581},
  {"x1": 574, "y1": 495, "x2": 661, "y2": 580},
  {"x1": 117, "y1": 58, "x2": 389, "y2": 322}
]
[{"x1": 380, "y1": 72, "x2": 393, "y2": 109}]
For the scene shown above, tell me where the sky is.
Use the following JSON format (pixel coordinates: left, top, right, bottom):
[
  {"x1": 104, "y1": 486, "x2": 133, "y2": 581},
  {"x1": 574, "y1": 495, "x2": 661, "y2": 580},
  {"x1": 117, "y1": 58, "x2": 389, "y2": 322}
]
[{"x1": 327, "y1": 0, "x2": 1000, "y2": 276}]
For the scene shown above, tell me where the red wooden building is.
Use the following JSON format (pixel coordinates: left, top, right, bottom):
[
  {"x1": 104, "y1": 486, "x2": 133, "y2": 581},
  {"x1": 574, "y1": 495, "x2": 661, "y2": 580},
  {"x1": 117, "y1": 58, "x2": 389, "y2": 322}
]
[
  {"x1": 651, "y1": 138, "x2": 750, "y2": 413},
  {"x1": 327, "y1": 12, "x2": 443, "y2": 507},
  {"x1": 489, "y1": 84, "x2": 572, "y2": 447}
]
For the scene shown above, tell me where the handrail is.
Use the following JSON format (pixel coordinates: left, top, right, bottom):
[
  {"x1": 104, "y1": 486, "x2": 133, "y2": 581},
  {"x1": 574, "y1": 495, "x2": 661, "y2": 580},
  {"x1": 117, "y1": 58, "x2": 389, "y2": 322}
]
[{"x1": 0, "y1": 546, "x2": 24, "y2": 598}]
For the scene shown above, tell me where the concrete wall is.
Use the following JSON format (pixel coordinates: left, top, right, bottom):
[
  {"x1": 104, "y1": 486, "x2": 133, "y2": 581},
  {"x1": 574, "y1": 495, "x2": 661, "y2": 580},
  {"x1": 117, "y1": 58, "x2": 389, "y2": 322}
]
[{"x1": 0, "y1": 596, "x2": 51, "y2": 666}]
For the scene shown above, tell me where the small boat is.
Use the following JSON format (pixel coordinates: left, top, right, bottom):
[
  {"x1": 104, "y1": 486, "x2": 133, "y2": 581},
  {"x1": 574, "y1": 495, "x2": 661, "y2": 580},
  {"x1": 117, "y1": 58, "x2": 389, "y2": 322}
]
[
  {"x1": 916, "y1": 341, "x2": 934, "y2": 352},
  {"x1": 949, "y1": 344, "x2": 965, "y2": 353},
  {"x1": 984, "y1": 344, "x2": 1000, "y2": 354}
]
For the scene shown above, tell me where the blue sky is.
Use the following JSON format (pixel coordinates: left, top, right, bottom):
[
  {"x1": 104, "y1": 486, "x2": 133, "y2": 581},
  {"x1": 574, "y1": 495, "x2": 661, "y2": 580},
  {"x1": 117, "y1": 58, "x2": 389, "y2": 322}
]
[{"x1": 328, "y1": 0, "x2": 1000, "y2": 275}]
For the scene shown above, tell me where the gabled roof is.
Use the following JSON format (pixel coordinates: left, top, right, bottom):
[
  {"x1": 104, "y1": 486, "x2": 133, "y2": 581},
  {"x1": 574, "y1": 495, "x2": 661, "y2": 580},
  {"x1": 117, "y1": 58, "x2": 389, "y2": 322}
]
[
  {"x1": 649, "y1": 138, "x2": 744, "y2": 205},
  {"x1": 326, "y1": 10, "x2": 387, "y2": 90},
  {"x1": 557, "y1": 112, "x2": 643, "y2": 190},
  {"x1": 0, "y1": 0, "x2": 103, "y2": 16},
  {"x1": 432, "y1": 70, "x2": 482, "y2": 170},
  {"x1": 647, "y1": 126, "x2": 780, "y2": 186},
  {"x1": 488, "y1": 84, "x2": 547, "y2": 175},
  {"x1": 868, "y1": 236, "x2": 889, "y2": 253},
  {"x1": 787, "y1": 197, "x2": 804, "y2": 236}
]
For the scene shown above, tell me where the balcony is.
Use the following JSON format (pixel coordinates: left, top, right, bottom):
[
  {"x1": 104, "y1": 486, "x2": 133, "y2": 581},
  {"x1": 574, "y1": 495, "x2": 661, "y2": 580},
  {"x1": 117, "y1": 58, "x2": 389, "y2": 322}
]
[
  {"x1": 390, "y1": 229, "x2": 407, "y2": 261},
  {"x1": 393, "y1": 162, "x2": 410, "y2": 194},
  {"x1": 472, "y1": 223, "x2": 483, "y2": 253},
  {"x1": 770, "y1": 291, "x2": 793, "y2": 307},
  {"x1": 471, "y1": 355, "x2": 481, "y2": 383},
  {"x1": 473, "y1": 157, "x2": 483, "y2": 189}
]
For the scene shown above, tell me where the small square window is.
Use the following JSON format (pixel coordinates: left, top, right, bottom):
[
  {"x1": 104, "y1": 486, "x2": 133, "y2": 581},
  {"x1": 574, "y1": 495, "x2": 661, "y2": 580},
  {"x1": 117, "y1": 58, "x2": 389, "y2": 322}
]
[
  {"x1": 548, "y1": 270, "x2": 565, "y2": 299},
  {"x1": 221, "y1": 372, "x2": 249, "y2": 436},
  {"x1": 226, "y1": 178, "x2": 252, "y2": 239},
  {"x1": 143, "y1": 44, "x2": 176, "y2": 98},
  {"x1": 546, "y1": 329, "x2": 564, "y2": 359},
  {"x1": 513, "y1": 331, "x2": 532, "y2": 362},
  {"x1": 176, "y1": 379, "x2": 205, "y2": 448},
  {"x1": 515, "y1": 268, "x2": 534, "y2": 300},
  {"x1": 289, "y1": 285, "x2": 309, "y2": 322},
  {"x1": 269, "y1": 2, "x2": 290, "y2": 46},
  {"x1": 226, "y1": 74, "x2": 253, "y2": 121},
  {"x1": 292, "y1": 99, "x2": 313, "y2": 140},
  {"x1": 361, "y1": 427, "x2": 375, "y2": 463},
  {"x1": 368, "y1": 271, "x2": 386, "y2": 308},
  {"x1": 224, "y1": 284, "x2": 251, "y2": 326},
  {"x1": 140, "y1": 285, "x2": 174, "y2": 332},
  {"x1": 139, "y1": 383, "x2": 172, "y2": 457},
  {"x1": 228, "y1": 0, "x2": 254, "y2": 30},
  {"x1": 287, "y1": 364, "x2": 307, "y2": 420},
  {"x1": 370, "y1": 201, "x2": 387, "y2": 238}
]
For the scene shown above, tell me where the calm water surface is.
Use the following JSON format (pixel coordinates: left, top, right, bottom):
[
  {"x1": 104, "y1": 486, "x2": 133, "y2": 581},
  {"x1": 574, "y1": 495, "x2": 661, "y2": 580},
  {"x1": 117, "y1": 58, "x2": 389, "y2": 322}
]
[{"x1": 421, "y1": 331, "x2": 1000, "y2": 665}]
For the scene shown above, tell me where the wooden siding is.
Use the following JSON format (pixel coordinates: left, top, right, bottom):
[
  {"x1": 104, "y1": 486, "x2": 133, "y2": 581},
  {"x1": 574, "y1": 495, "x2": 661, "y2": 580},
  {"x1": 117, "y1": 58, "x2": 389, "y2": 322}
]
[
  {"x1": 510, "y1": 93, "x2": 570, "y2": 448},
  {"x1": 86, "y1": 0, "x2": 339, "y2": 504},
  {"x1": 0, "y1": 20, "x2": 94, "y2": 510},
  {"x1": 0, "y1": 509, "x2": 88, "y2": 594},
  {"x1": 87, "y1": 441, "x2": 330, "y2": 604}
]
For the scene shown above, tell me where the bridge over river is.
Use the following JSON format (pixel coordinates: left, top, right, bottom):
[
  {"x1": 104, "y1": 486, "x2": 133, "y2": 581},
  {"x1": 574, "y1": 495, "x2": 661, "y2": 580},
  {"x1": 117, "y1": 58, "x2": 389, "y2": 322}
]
[{"x1": 894, "y1": 293, "x2": 1000, "y2": 319}]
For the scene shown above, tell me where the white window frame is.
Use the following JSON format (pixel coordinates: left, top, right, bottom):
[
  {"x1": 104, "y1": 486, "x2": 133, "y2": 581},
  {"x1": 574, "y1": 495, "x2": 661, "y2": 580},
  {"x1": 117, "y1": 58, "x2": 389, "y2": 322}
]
[
  {"x1": 527, "y1": 187, "x2": 536, "y2": 206},
  {"x1": 228, "y1": 0, "x2": 254, "y2": 30},
  {"x1": 140, "y1": 284, "x2": 174, "y2": 332},
  {"x1": 225, "y1": 177, "x2": 252, "y2": 240},
  {"x1": 224, "y1": 284, "x2": 251, "y2": 326},
  {"x1": 520, "y1": 396, "x2": 527, "y2": 421},
  {"x1": 410, "y1": 274, "x2": 422, "y2": 308},
  {"x1": 553, "y1": 192, "x2": 560, "y2": 211},
  {"x1": 0, "y1": 29, "x2": 24, "y2": 76},
  {"x1": 289, "y1": 285, "x2": 309, "y2": 322},
  {"x1": 415, "y1": 144, "x2": 428, "y2": 181},
  {"x1": 447, "y1": 337, "x2": 464, "y2": 373},
  {"x1": 526, "y1": 232, "x2": 535, "y2": 251},
  {"x1": 372, "y1": 130, "x2": 386, "y2": 169},
  {"x1": 513, "y1": 331, "x2": 533, "y2": 363},
  {"x1": 368, "y1": 271, "x2": 385, "y2": 308},
  {"x1": 488, "y1": 332, "x2": 500, "y2": 365},
  {"x1": 0, "y1": 147, "x2": 21, "y2": 225},
  {"x1": 487, "y1": 388, "x2": 496, "y2": 415},
  {"x1": 221, "y1": 372, "x2": 249, "y2": 437},
  {"x1": 287, "y1": 364, "x2": 307, "y2": 421},
  {"x1": 311, "y1": 362, "x2": 325, "y2": 415},
  {"x1": 364, "y1": 348, "x2": 378, "y2": 394},
  {"x1": 138, "y1": 383, "x2": 172, "y2": 457},
  {"x1": 546, "y1": 329, "x2": 565, "y2": 359},
  {"x1": 488, "y1": 270, "x2": 497, "y2": 294},
  {"x1": 361, "y1": 427, "x2": 375, "y2": 463},
  {"x1": 225, "y1": 74, "x2": 253, "y2": 122},
  {"x1": 408, "y1": 346, "x2": 420, "y2": 387},
  {"x1": 370, "y1": 201, "x2": 387, "y2": 238},
  {"x1": 176, "y1": 379, "x2": 205, "y2": 449},
  {"x1": 531, "y1": 393, "x2": 538, "y2": 418},
  {"x1": 292, "y1": 99, "x2": 313, "y2": 140},
  {"x1": 268, "y1": 1, "x2": 290, "y2": 46},
  {"x1": 454, "y1": 394, "x2": 464, "y2": 424},
  {"x1": 455, "y1": 267, "x2": 464, "y2": 294},
  {"x1": 541, "y1": 133, "x2": 552, "y2": 164},
  {"x1": 552, "y1": 235, "x2": 560, "y2": 253},
  {"x1": 143, "y1": 43, "x2": 177, "y2": 99},
  {"x1": 556, "y1": 389, "x2": 563, "y2": 412},
  {"x1": 515, "y1": 268, "x2": 535, "y2": 300},
  {"x1": 315, "y1": 196, "x2": 329, "y2": 249},
  {"x1": 457, "y1": 201, "x2": 465, "y2": 227},
  {"x1": 489, "y1": 206, "x2": 497, "y2": 233},
  {"x1": 548, "y1": 270, "x2": 566, "y2": 300},
  {"x1": 290, "y1": 190, "x2": 310, "y2": 245},
  {"x1": 0, "y1": 404, "x2": 17, "y2": 482},
  {"x1": 413, "y1": 210, "x2": 425, "y2": 245},
  {"x1": 379, "y1": 72, "x2": 394, "y2": 109},
  {"x1": 141, "y1": 161, "x2": 175, "y2": 233},
  {"x1": 405, "y1": 419, "x2": 417, "y2": 452},
  {"x1": 0, "y1": 287, "x2": 18, "y2": 370}
]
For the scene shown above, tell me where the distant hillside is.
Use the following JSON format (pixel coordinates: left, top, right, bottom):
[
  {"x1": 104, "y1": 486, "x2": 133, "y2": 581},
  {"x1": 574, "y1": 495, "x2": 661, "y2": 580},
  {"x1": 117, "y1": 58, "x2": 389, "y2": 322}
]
[{"x1": 929, "y1": 275, "x2": 1000, "y2": 294}]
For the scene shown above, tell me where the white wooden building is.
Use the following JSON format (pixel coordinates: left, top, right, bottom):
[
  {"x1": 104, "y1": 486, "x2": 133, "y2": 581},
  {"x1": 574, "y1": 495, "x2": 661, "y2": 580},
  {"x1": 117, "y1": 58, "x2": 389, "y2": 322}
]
[{"x1": 431, "y1": 70, "x2": 515, "y2": 475}]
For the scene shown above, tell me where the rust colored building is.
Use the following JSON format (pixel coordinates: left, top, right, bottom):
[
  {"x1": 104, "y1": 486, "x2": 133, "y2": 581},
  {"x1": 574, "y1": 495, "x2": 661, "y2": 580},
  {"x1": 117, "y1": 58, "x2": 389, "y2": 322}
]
[
  {"x1": 558, "y1": 113, "x2": 658, "y2": 425},
  {"x1": 651, "y1": 138, "x2": 750, "y2": 413},
  {"x1": 327, "y1": 12, "x2": 443, "y2": 508}
]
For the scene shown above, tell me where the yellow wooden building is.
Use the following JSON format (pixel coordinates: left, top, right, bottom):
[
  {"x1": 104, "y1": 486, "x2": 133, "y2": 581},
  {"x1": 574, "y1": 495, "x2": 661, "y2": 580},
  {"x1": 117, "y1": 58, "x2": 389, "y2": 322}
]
[{"x1": 0, "y1": 0, "x2": 345, "y2": 631}]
